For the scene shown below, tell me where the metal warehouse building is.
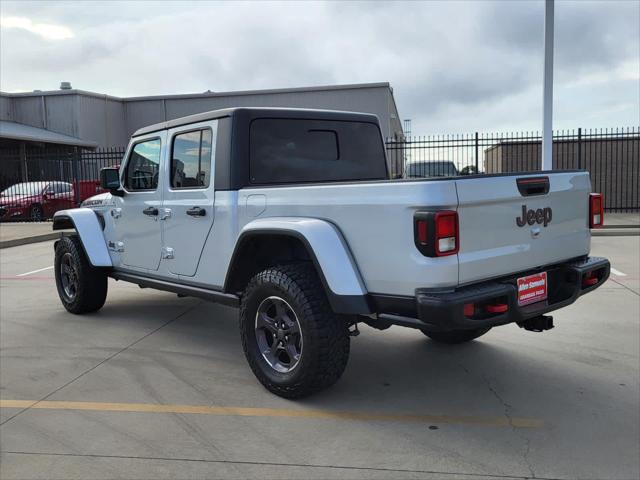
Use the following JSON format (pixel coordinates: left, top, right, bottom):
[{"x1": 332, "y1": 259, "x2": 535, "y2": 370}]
[{"x1": 0, "y1": 82, "x2": 404, "y2": 152}]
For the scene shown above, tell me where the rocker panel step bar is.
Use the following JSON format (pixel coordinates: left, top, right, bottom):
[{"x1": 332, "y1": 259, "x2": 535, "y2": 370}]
[{"x1": 109, "y1": 271, "x2": 239, "y2": 307}]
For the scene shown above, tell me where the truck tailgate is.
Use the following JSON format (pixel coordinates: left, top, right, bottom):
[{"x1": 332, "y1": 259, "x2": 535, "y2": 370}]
[{"x1": 456, "y1": 171, "x2": 591, "y2": 285}]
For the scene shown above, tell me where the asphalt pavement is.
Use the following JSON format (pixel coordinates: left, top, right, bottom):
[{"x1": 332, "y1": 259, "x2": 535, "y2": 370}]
[{"x1": 0, "y1": 237, "x2": 638, "y2": 479}]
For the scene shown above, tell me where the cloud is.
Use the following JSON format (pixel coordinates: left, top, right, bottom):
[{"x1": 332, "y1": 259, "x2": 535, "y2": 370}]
[
  {"x1": 0, "y1": 0, "x2": 637, "y2": 134},
  {"x1": 0, "y1": 16, "x2": 74, "y2": 40}
]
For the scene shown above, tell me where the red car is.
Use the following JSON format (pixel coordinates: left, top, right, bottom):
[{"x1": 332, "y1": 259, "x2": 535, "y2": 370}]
[{"x1": 0, "y1": 181, "x2": 76, "y2": 221}]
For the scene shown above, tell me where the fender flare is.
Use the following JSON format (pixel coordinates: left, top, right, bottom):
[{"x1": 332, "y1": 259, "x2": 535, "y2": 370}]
[
  {"x1": 225, "y1": 217, "x2": 372, "y2": 315},
  {"x1": 53, "y1": 208, "x2": 112, "y2": 267}
]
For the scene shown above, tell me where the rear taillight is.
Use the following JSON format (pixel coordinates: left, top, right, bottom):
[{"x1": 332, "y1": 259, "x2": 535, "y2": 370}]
[
  {"x1": 414, "y1": 210, "x2": 459, "y2": 257},
  {"x1": 589, "y1": 193, "x2": 604, "y2": 228}
]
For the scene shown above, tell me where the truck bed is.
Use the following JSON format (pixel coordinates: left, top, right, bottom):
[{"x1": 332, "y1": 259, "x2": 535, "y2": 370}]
[{"x1": 217, "y1": 170, "x2": 592, "y2": 297}]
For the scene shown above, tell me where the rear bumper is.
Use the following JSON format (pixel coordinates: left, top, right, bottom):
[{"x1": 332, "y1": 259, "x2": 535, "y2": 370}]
[
  {"x1": 376, "y1": 256, "x2": 610, "y2": 331},
  {"x1": 417, "y1": 256, "x2": 610, "y2": 331}
]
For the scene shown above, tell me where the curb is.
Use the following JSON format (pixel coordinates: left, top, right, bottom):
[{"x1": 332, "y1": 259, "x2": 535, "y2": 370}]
[
  {"x1": 0, "y1": 232, "x2": 63, "y2": 249},
  {"x1": 592, "y1": 229, "x2": 640, "y2": 237}
]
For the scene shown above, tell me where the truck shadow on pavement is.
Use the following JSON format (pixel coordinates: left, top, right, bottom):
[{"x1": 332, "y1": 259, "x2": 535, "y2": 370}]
[{"x1": 87, "y1": 293, "x2": 628, "y2": 427}]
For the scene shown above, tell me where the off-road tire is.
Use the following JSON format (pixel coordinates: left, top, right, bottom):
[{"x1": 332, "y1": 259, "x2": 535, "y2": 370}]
[
  {"x1": 421, "y1": 327, "x2": 491, "y2": 344},
  {"x1": 54, "y1": 235, "x2": 108, "y2": 314},
  {"x1": 240, "y1": 263, "x2": 350, "y2": 398},
  {"x1": 30, "y1": 204, "x2": 43, "y2": 222}
]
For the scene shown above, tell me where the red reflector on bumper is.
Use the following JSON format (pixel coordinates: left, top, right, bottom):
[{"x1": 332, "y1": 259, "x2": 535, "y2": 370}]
[
  {"x1": 485, "y1": 303, "x2": 508, "y2": 314},
  {"x1": 583, "y1": 272, "x2": 599, "y2": 286},
  {"x1": 463, "y1": 303, "x2": 475, "y2": 316}
]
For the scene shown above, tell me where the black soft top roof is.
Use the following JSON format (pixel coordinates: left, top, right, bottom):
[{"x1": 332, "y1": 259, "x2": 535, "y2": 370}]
[{"x1": 132, "y1": 107, "x2": 380, "y2": 137}]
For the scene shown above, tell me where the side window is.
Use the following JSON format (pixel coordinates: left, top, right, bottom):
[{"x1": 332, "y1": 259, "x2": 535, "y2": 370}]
[
  {"x1": 55, "y1": 183, "x2": 71, "y2": 194},
  {"x1": 171, "y1": 127, "x2": 214, "y2": 189},
  {"x1": 124, "y1": 138, "x2": 161, "y2": 191}
]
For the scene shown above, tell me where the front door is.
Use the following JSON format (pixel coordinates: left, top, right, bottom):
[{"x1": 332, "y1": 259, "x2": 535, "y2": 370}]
[
  {"x1": 114, "y1": 134, "x2": 165, "y2": 271},
  {"x1": 161, "y1": 122, "x2": 217, "y2": 277}
]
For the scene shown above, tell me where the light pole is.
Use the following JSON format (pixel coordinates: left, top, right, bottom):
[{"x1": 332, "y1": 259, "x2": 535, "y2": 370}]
[{"x1": 542, "y1": 0, "x2": 554, "y2": 170}]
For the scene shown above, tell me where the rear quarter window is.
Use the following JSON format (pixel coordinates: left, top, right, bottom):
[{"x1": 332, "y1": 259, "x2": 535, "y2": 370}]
[{"x1": 249, "y1": 118, "x2": 388, "y2": 184}]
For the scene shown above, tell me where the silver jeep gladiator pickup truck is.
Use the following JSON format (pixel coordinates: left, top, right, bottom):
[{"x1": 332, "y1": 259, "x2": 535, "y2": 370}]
[{"x1": 52, "y1": 107, "x2": 610, "y2": 398}]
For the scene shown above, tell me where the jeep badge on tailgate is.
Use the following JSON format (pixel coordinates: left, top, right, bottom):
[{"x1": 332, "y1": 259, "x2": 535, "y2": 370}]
[{"x1": 516, "y1": 205, "x2": 553, "y2": 227}]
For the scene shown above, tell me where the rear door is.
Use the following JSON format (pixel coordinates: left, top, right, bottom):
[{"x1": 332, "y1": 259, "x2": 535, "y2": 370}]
[
  {"x1": 456, "y1": 171, "x2": 591, "y2": 285},
  {"x1": 161, "y1": 121, "x2": 217, "y2": 277}
]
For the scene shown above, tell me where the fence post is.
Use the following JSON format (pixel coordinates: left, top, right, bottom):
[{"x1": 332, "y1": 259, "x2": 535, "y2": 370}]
[
  {"x1": 577, "y1": 127, "x2": 582, "y2": 169},
  {"x1": 19, "y1": 142, "x2": 28, "y2": 182},
  {"x1": 474, "y1": 132, "x2": 479, "y2": 172},
  {"x1": 72, "y1": 147, "x2": 81, "y2": 206}
]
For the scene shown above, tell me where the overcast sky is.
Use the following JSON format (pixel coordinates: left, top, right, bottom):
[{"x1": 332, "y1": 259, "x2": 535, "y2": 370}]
[{"x1": 1, "y1": 0, "x2": 638, "y2": 134}]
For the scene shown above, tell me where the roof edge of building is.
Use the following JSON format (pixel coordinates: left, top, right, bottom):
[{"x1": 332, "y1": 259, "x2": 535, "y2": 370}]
[
  {"x1": 0, "y1": 89, "x2": 122, "y2": 102},
  {"x1": 0, "y1": 82, "x2": 392, "y2": 102},
  {"x1": 0, "y1": 120, "x2": 98, "y2": 148}
]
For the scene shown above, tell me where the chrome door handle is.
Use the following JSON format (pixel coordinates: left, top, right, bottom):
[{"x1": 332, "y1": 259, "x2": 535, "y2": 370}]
[
  {"x1": 143, "y1": 207, "x2": 158, "y2": 216},
  {"x1": 186, "y1": 207, "x2": 206, "y2": 217}
]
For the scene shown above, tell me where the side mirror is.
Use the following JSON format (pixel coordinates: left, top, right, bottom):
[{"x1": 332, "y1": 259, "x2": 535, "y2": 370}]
[{"x1": 100, "y1": 167, "x2": 124, "y2": 196}]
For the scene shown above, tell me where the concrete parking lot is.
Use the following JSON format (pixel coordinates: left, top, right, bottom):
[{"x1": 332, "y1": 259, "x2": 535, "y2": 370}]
[{"x1": 0, "y1": 237, "x2": 638, "y2": 480}]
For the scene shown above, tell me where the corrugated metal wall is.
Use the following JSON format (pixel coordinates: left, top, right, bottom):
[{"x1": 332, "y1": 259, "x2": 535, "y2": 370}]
[
  {"x1": 124, "y1": 86, "x2": 396, "y2": 139},
  {"x1": 44, "y1": 94, "x2": 79, "y2": 137},
  {"x1": 77, "y1": 95, "x2": 127, "y2": 147},
  {"x1": 11, "y1": 96, "x2": 45, "y2": 129},
  {"x1": 0, "y1": 96, "x2": 12, "y2": 121},
  {"x1": 1, "y1": 84, "x2": 403, "y2": 148}
]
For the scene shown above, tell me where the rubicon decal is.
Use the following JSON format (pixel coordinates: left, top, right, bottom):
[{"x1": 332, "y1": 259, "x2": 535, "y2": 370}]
[{"x1": 516, "y1": 205, "x2": 552, "y2": 227}]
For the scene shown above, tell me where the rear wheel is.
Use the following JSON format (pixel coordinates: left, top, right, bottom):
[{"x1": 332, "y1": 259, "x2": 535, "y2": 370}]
[
  {"x1": 239, "y1": 263, "x2": 350, "y2": 398},
  {"x1": 55, "y1": 235, "x2": 108, "y2": 314},
  {"x1": 421, "y1": 327, "x2": 491, "y2": 344}
]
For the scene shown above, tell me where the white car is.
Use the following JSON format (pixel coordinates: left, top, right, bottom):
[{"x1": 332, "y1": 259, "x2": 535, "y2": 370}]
[{"x1": 52, "y1": 108, "x2": 610, "y2": 398}]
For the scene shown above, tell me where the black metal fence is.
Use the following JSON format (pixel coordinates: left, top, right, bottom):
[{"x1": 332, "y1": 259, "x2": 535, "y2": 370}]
[
  {"x1": 386, "y1": 127, "x2": 639, "y2": 212},
  {"x1": 0, "y1": 126, "x2": 637, "y2": 222},
  {"x1": 0, "y1": 147, "x2": 124, "y2": 221},
  {"x1": 0, "y1": 147, "x2": 125, "y2": 190}
]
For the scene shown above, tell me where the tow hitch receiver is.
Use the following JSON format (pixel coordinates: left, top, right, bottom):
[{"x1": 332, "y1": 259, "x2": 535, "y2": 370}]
[{"x1": 518, "y1": 315, "x2": 554, "y2": 332}]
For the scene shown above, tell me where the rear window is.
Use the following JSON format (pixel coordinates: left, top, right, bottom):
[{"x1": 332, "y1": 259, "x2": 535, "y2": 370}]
[{"x1": 249, "y1": 119, "x2": 387, "y2": 184}]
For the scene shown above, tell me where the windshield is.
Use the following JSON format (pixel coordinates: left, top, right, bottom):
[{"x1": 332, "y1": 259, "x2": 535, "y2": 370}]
[
  {"x1": 405, "y1": 162, "x2": 459, "y2": 178},
  {"x1": 1, "y1": 182, "x2": 48, "y2": 196}
]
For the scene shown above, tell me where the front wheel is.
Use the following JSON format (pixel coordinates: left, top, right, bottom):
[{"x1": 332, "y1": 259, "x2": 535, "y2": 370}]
[
  {"x1": 421, "y1": 327, "x2": 491, "y2": 344},
  {"x1": 30, "y1": 204, "x2": 43, "y2": 222},
  {"x1": 239, "y1": 263, "x2": 350, "y2": 398},
  {"x1": 55, "y1": 235, "x2": 108, "y2": 314}
]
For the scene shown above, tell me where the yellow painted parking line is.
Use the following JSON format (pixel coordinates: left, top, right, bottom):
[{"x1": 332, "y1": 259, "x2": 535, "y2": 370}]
[{"x1": 0, "y1": 399, "x2": 542, "y2": 428}]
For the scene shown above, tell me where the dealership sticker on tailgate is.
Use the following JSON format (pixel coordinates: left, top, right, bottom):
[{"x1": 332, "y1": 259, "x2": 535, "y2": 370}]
[{"x1": 518, "y1": 272, "x2": 548, "y2": 306}]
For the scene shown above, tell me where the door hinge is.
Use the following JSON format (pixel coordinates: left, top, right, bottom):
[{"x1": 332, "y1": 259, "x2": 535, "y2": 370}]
[
  {"x1": 161, "y1": 246, "x2": 175, "y2": 259},
  {"x1": 108, "y1": 240, "x2": 124, "y2": 252}
]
